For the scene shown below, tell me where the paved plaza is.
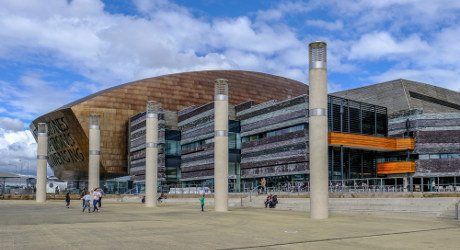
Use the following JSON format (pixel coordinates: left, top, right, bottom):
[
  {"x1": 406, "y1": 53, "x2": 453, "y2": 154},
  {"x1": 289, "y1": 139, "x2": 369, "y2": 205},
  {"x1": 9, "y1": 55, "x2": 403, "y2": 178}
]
[{"x1": 0, "y1": 200, "x2": 459, "y2": 249}]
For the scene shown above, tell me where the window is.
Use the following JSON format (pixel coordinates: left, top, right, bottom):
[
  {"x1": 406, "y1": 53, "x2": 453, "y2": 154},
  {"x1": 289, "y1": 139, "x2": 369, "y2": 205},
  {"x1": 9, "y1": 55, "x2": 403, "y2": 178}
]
[
  {"x1": 429, "y1": 154, "x2": 440, "y2": 159},
  {"x1": 228, "y1": 132, "x2": 241, "y2": 149},
  {"x1": 420, "y1": 153, "x2": 460, "y2": 160},
  {"x1": 181, "y1": 141, "x2": 203, "y2": 152},
  {"x1": 419, "y1": 154, "x2": 429, "y2": 160},
  {"x1": 165, "y1": 140, "x2": 181, "y2": 156},
  {"x1": 249, "y1": 135, "x2": 258, "y2": 141},
  {"x1": 242, "y1": 124, "x2": 306, "y2": 143}
]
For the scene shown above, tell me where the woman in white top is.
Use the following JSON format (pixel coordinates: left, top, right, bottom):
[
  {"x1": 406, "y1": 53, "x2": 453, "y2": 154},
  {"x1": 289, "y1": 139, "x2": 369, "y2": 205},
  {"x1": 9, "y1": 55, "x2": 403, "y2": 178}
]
[{"x1": 92, "y1": 189, "x2": 101, "y2": 212}]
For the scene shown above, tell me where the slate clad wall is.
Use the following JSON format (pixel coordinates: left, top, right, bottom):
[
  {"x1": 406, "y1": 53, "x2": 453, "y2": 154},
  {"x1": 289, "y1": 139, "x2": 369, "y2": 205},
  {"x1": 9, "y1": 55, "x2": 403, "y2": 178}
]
[
  {"x1": 415, "y1": 130, "x2": 460, "y2": 154},
  {"x1": 178, "y1": 103, "x2": 216, "y2": 181},
  {"x1": 389, "y1": 110, "x2": 460, "y2": 176},
  {"x1": 416, "y1": 159, "x2": 460, "y2": 177},
  {"x1": 128, "y1": 111, "x2": 167, "y2": 182},
  {"x1": 238, "y1": 95, "x2": 309, "y2": 179}
]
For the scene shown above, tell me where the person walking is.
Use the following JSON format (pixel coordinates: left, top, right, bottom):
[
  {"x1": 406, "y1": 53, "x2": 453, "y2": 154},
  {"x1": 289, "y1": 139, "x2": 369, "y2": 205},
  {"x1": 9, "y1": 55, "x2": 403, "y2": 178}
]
[
  {"x1": 97, "y1": 187, "x2": 104, "y2": 208},
  {"x1": 260, "y1": 177, "x2": 267, "y2": 194},
  {"x1": 65, "y1": 192, "x2": 71, "y2": 208},
  {"x1": 81, "y1": 192, "x2": 91, "y2": 213},
  {"x1": 92, "y1": 189, "x2": 101, "y2": 212},
  {"x1": 199, "y1": 194, "x2": 205, "y2": 212},
  {"x1": 80, "y1": 188, "x2": 87, "y2": 208}
]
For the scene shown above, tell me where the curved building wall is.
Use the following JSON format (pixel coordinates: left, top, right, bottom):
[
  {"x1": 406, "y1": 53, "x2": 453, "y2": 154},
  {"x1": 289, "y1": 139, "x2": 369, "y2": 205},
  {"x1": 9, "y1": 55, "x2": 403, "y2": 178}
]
[{"x1": 30, "y1": 70, "x2": 308, "y2": 181}]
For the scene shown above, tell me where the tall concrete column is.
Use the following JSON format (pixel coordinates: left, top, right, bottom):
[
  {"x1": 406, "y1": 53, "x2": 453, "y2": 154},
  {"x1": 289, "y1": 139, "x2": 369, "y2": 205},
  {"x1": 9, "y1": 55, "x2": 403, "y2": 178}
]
[
  {"x1": 145, "y1": 101, "x2": 160, "y2": 207},
  {"x1": 308, "y1": 41, "x2": 329, "y2": 219},
  {"x1": 36, "y1": 123, "x2": 48, "y2": 203},
  {"x1": 214, "y1": 79, "x2": 229, "y2": 212},
  {"x1": 88, "y1": 115, "x2": 100, "y2": 192},
  {"x1": 403, "y1": 177, "x2": 408, "y2": 192}
]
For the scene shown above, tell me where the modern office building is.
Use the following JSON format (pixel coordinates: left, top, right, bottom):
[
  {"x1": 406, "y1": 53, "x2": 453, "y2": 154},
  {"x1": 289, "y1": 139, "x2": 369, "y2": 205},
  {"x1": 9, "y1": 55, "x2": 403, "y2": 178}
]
[
  {"x1": 31, "y1": 72, "x2": 460, "y2": 191},
  {"x1": 334, "y1": 79, "x2": 460, "y2": 189}
]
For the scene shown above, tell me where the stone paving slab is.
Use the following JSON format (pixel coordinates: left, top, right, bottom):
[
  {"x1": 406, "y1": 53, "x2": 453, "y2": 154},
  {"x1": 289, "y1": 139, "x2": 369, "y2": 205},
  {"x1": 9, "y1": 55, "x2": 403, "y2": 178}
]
[{"x1": 0, "y1": 200, "x2": 459, "y2": 249}]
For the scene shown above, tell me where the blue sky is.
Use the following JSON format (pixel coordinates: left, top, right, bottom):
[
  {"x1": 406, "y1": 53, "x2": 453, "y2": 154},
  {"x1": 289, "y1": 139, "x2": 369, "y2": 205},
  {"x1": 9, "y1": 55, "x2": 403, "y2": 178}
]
[{"x1": 0, "y1": 0, "x2": 459, "y2": 175}]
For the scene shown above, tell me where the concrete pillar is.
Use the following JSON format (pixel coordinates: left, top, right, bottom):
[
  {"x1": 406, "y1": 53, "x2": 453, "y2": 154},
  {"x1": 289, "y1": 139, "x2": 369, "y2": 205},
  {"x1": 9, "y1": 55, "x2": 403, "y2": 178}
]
[
  {"x1": 403, "y1": 177, "x2": 408, "y2": 192},
  {"x1": 214, "y1": 78, "x2": 229, "y2": 212},
  {"x1": 308, "y1": 41, "x2": 329, "y2": 219},
  {"x1": 145, "y1": 101, "x2": 160, "y2": 207},
  {"x1": 409, "y1": 176, "x2": 413, "y2": 192},
  {"x1": 88, "y1": 115, "x2": 100, "y2": 193},
  {"x1": 36, "y1": 123, "x2": 48, "y2": 203}
]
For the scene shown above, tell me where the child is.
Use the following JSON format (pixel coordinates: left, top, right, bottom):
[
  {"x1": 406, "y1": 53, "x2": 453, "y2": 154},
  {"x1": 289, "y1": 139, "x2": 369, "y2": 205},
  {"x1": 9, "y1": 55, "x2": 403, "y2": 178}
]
[
  {"x1": 81, "y1": 192, "x2": 91, "y2": 213},
  {"x1": 199, "y1": 194, "x2": 205, "y2": 212}
]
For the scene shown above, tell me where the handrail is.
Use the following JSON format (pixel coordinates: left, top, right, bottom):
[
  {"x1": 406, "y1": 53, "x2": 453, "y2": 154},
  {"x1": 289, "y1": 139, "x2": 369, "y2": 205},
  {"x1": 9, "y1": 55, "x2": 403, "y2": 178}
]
[
  {"x1": 247, "y1": 185, "x2": 262, "y2": 202},
  {"x1": 123, "y1": 187, "x2": 141, "y2": 195}
]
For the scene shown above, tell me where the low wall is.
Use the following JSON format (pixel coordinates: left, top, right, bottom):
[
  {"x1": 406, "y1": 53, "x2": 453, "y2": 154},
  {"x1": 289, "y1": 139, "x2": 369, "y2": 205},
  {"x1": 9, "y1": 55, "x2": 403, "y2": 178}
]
[
  {"x1": 157, "y1": 196, "x2": 460, "y2": 218},
  {"x1": 2, "y1": 193, "x2": 459, "y2": 218}
]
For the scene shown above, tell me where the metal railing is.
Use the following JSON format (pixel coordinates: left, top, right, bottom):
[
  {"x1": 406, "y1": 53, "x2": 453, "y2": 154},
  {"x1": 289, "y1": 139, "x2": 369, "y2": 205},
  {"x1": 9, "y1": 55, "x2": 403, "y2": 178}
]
[{"x1": 75, "y1": 176, "x2": 460, "y2": 196}]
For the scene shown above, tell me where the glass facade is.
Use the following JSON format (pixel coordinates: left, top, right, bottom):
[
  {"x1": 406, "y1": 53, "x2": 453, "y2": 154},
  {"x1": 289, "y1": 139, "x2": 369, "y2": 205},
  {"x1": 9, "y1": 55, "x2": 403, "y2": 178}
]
[
  {"x1": 165, "y1": 130, "x2": 181, "y2": 184},
  {"x1": 327, "y1": 96, "x2": 389, "y2": 180},
  {"x1": 329, "y1": 147, "x2": 377, "y2": 179},
  {"x1": 328, "y1": 96, "x2": 387, "y2": 136},
  {"x1": 419, "y1": 153, "x2": 460, "y2": 160},
  {"x1": 180, "y1": 120, "x2": 241, "y2": 191}
]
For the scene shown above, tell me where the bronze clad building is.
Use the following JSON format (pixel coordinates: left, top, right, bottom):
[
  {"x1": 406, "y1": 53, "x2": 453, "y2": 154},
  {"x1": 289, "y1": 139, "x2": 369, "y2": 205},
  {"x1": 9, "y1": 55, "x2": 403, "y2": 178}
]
[{"x1": 30, "y1": 70, "x2": 308, "y2": 181}]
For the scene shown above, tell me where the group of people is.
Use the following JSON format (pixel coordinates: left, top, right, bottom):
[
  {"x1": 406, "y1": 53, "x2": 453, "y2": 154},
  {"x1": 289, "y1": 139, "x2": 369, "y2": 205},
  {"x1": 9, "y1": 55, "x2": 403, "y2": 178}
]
[
  {"x1": 264, "y1": 194, "x2": 278, "y2": 208},
  {"x1": 80, "y1": 187, "x2": 104, "y2": 213}
]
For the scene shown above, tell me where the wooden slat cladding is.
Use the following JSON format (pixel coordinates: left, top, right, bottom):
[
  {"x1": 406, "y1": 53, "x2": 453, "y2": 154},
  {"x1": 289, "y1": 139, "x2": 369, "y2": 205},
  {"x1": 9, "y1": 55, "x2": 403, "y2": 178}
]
[
  {"x1": 328, "y1": 132, "x2": 415, "y2": 151},
  {"x1": 377, "y1": 162, "x2": 416, "y2": 174}
]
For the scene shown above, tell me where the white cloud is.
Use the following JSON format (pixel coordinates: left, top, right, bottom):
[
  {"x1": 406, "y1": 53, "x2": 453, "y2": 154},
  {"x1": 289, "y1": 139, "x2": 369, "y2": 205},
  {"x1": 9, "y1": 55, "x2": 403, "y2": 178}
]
[
  {"x1": 256, "y1": 1, "x2": 312, "y2": 21},
  {"x1": 425, "y1": 26, "x2": 460, "y2": 67},
  {"x1": 346, "y1": 27, "x2": 460, "y2": 91},
  {"x1": 318, "y1": 0, "x2": 460, "y2": 33},
  {"x1": 0, "y1": 117, "x2": 24, "y2": 131},
  {"x1": 0, "y1": 128, "x2": 37, "y2": 174},
  {"x1": 306, "y1": 19, "x2": 343, "y2": 31},
  {"x1": 211, "y1": 17, "x2": 299, "y2": 54},
  {"x1": 0, "y1": 72, "x2": 82, "y2": 120},
  {"x1": 348, "y1": 32, "x2": 430, "y2": 60},
  {"x1": 370, "y1": 68, "x2": 460, "y2": 92}
]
